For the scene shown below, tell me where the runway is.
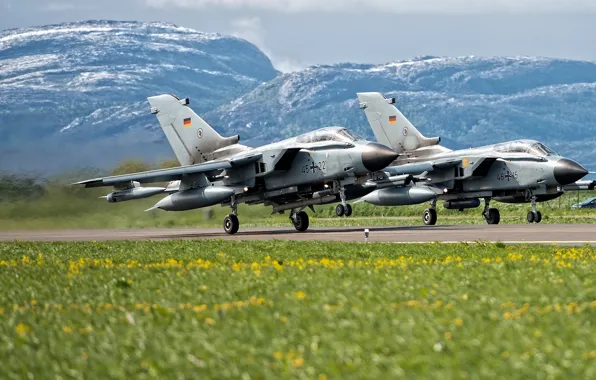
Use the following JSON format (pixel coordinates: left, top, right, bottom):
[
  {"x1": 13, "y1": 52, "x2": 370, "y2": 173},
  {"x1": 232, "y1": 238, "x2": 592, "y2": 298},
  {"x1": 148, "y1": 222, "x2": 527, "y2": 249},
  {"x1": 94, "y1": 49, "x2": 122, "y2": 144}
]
[{"x1": 1, "y1": 224, "x2": 595, "y2": 244}]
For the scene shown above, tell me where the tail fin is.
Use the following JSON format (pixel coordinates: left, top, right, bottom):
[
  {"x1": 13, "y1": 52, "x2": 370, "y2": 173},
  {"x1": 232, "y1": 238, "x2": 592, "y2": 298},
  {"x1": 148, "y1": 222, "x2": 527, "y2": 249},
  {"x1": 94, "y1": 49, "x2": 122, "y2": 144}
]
[
  {"x1": 147, "y1": 94, "x2": 239, "y2": 165},
  {"x1": 356, "y1": 92, "x2": 440, "y2": 153}
]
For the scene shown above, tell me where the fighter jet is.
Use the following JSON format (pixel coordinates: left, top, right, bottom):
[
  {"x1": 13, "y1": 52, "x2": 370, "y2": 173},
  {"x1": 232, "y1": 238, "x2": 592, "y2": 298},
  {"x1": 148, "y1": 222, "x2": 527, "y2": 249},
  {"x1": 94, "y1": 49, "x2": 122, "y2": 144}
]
[
  {"x1": 74, "y1": 94, "x2": 397, "y2": 234},
  {"x1": 355, "y1": 92, "x2": 591, "y2": 225}
]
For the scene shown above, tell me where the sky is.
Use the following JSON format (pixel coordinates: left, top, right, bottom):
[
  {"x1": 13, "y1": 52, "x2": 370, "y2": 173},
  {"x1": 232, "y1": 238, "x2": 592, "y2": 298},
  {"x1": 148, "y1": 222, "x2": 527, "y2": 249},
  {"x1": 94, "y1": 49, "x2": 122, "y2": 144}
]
[{"x1": 1, "y1": 0, "x2": 596, "y2": 72}]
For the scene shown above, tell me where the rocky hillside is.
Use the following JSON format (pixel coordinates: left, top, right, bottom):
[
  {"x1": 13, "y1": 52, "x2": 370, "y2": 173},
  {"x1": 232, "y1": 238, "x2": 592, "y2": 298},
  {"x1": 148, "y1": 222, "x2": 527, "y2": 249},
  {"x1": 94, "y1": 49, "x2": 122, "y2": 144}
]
[
  {"x1": 2, "y1": 21, "x2": 595, "y2": 173},
  {"x1": 207, "y1": 56, "x2": 596, "y2": 169},
  {"x1": 0, "y1": 20, "x2": 278, "y2": 173}
]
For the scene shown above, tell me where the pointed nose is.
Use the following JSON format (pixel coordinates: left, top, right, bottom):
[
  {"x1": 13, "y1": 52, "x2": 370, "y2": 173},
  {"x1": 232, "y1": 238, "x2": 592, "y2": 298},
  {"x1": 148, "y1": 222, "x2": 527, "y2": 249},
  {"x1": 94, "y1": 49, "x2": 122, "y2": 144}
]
[
  {"x1": 554, "y1": 158, "x2": 588, "y2": 185},
  {"x1": 361, "y1": 143, "x2": 399, "y2": 172}
]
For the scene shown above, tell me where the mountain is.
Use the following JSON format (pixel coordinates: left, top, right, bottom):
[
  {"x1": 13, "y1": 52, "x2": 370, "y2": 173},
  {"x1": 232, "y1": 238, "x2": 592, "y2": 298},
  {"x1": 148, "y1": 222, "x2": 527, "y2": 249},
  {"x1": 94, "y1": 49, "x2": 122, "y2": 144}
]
[
  {"x1": 206, "y1": 56, "x2": 596, "y2": 170},
  {"x1": 0, "y1": 20, "x2": 278, "y2": 173},
  {"x1": 2, "y1": 21, "x2": 596, "y2": 174}
]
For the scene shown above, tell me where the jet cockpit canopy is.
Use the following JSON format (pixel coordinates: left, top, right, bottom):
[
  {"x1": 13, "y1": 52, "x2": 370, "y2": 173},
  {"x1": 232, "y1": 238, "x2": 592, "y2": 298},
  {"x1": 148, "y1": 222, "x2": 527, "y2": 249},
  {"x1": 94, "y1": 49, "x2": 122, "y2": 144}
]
[
  {"x1": 493, "y1": 140, "x2": 558, "y2": 157},
  {"x1": 295, "y1": 127, "x2": 363, "y2": 144}
]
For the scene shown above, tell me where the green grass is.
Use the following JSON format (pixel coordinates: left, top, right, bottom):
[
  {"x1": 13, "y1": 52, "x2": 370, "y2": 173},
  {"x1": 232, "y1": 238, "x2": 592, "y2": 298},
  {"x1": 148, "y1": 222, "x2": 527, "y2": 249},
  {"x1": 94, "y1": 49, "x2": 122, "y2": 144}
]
[
  {"x1": 1, "y1": 241, "x2": 595, "y2": 378},
  {"x1": 1, "y1": 183, "x2": 595, "y2": 230}
]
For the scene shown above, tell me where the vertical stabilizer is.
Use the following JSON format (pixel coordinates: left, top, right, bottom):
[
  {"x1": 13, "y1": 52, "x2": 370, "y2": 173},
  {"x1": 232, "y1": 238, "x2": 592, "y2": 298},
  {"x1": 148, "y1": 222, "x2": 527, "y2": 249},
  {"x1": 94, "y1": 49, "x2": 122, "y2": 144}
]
[
  {"x1": 148, "y1": 94, "x2": 239, "y2": 165},
  {"x1": 356, "y1": 92, "x2": 440, "y2": 153}
]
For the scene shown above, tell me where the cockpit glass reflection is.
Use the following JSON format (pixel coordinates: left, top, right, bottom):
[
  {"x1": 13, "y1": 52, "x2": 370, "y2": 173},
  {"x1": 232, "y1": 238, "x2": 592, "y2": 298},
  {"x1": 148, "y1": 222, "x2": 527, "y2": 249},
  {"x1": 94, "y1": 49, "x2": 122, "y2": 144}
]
[
  {"x1": 492, "y1": 140, "x2": 557, "y2": 157},
  {"x1": 295, "y1": 127, "x2": 362, "y2": 144},
  {"x1": 528, "y1": 143, "x2": 557, "y2": 157}
]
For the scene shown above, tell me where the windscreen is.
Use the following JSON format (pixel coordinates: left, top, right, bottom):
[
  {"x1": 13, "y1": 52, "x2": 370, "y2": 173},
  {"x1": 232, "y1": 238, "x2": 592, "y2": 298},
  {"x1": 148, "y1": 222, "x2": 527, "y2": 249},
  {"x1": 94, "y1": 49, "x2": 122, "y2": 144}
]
[
  {"x1": 528, "y1": 143, "x2": 557, "y2": 157},
  {"x1": 336, "y1": 129, "x2": 362, "y2": 142}
]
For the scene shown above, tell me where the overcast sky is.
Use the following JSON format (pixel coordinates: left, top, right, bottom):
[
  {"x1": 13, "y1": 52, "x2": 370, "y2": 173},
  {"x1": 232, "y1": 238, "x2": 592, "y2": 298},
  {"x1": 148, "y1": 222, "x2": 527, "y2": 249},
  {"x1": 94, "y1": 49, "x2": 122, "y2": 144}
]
[{"x1": 2, "y1": 0, "x2": 596, "y2": 72}]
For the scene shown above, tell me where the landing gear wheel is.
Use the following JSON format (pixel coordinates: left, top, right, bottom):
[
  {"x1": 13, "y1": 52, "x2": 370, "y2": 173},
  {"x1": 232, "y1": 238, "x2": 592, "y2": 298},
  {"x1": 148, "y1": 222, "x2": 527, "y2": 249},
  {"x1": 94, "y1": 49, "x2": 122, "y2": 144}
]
[
  {"x1": 486, "y1": 208, "x2": 500, "y2": 225},
  {"x1": 423, "y1": 208, "x2": 437, "y2": 226},
  {"x1": 335, "y1": 204, "x2": 345, "y2": 217},
  {"x1": 534, "y1": 211, "x2": 542, "y2": 223},
  {"x1": 292, "y1": 211, "x2": 309, "y2": 232},
  {"x1": 344, "y1": 204, "x2": 353, "y2": 217},
  {"x1": 223, "y1": 214, "x2": 239, "y2": 235},
  {"x1": 527, "y1": 211, "x2": 535, "y2": 224}
]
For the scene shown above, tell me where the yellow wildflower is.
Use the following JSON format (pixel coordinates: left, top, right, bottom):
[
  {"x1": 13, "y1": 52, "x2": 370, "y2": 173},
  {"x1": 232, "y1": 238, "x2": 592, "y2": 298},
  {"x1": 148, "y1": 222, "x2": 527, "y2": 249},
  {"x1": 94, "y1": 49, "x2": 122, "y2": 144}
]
[
  {"x1": 15, "y1": 323, "x2": 30, "y2": 337},
  {"x1": 205, "y1": 318, "x2": 216, "y2": 326},
  {"x1": 455, "y1": 318, "x2": 463, "y2": 327},
  {"x1": 193, "y1": 305, "x2": 207, "y2": 313},
  {"x1": 63, "y1": 326, "x2": 73, "y2": 334},
  {"x1": 295, "y1": 291, "x2": 306, "y2": 300},
  {"x1": 583, "y1": 351, "x2": 596, "y2": 359},
  {"x1": 272, "y1": 352, "x2": 283, "y2": 360},
  {"x1": 292, "y1": 357, "x2": 304, "y2": 368}
]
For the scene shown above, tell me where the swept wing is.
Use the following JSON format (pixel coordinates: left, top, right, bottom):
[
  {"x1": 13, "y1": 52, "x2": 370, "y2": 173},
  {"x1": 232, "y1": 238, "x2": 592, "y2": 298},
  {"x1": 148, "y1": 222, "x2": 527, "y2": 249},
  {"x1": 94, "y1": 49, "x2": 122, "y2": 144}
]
[{"x1": 74, "y1": 154, "x2": 262, "y2": 188}]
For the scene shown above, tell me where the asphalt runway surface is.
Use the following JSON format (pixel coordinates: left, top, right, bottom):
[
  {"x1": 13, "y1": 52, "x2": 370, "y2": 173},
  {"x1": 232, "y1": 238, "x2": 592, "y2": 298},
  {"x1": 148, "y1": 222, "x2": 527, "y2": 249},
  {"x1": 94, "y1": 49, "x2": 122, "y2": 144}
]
[{"x1": 1, "y1": 224, "x2": 595, "y2": 245}]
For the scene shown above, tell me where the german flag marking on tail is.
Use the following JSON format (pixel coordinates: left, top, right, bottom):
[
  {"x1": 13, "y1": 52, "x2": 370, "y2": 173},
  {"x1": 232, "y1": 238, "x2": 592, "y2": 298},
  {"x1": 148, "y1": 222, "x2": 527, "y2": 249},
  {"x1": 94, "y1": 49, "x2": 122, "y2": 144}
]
[
  {"x1": 183, "y1": 117, "x2": 192, "y2": 128},
  {"x1": 388, "y1": 116, "x2": 397, "y2": 124}
]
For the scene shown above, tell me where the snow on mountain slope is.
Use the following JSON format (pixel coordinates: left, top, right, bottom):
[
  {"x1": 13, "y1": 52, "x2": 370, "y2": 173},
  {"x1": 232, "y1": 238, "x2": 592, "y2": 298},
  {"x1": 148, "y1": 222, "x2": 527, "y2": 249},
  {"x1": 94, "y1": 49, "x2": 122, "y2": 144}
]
[
  {"x1": 206, "y1": 56, "x2": 596, "y2": 170},
  {"x1": 0, "y1": 20, "x2": 278, "y2": 173},
  {"x1": 2, "y1": 22, "x2": 596, "y2": 174}
]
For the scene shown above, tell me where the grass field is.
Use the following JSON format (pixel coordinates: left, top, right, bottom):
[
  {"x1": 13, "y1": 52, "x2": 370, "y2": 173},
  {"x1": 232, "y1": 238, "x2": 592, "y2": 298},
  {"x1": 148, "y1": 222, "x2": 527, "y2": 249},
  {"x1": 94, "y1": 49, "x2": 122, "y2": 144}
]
[{"x1": 1, "y1": 240, "x2": 595, "y2": 378}]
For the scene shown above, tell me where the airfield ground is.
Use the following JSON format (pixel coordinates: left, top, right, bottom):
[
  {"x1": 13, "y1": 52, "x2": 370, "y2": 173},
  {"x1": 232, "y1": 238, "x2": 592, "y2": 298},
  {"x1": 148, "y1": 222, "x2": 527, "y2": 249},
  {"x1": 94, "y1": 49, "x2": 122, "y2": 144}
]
[
  {"x1": 1, "y1": 240, "x2": 595, "y2": 378},
  {"x1": 1, "y1": 223, "x2": 596, "y2": 245}
]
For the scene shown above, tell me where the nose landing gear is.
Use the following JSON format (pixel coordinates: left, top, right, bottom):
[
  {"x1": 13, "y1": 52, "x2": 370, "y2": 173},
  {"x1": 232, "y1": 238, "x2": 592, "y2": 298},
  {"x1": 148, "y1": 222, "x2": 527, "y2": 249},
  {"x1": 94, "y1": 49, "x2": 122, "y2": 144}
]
[
  {"x1": 526, "y1": 193, "x2": 542, "y2": 223},
  {"x1": 335, "y1": 186, "x2": 353, "y2": 217}
]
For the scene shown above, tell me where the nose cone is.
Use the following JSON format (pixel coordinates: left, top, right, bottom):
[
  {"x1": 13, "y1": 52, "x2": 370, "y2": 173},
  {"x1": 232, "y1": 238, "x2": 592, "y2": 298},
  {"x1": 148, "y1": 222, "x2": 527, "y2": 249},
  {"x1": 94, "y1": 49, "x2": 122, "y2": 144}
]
[
  {"x1": 361, "y1": 143, "x2": 399, "y2": 172},
  {"x1": 554, "y1": 158, "x2": 588, "y2": 185}
]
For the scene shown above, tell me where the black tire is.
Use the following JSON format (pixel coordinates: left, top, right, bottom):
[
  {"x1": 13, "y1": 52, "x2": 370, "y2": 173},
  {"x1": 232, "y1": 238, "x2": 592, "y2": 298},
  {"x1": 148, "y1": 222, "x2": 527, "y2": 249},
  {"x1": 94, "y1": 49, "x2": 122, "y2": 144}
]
[
  {"x1": 527, "y1": 211, "x2": 535, "y2": 224},
  {"x1": 486, "y1": 208, "x2": 500, "y2": 225},
  {"x1": 344, "y1": 204, "x2": 353, "y2": 217},
  {"x1": 293, "y1": 211, "x2": 309, "y2": 232},
  {"x1": 335, "y1": 204, "x2": 345, "y2": 217},
  {"x1": 423, "y1": 208, "x2": 437, "y2": 225},
  {"x1": 223, "y1": 214, "x2": 239, "y2": 235},
  {"x1": 535, "y1": 211, "x2": 542, "y2": 223}
]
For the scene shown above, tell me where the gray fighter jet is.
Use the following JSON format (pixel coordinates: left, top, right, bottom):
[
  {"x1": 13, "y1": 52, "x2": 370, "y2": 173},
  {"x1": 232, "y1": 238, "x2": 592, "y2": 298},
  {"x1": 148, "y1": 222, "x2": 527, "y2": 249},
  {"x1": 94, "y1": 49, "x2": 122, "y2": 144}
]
[
  {"x1": 75, "y1": 94, "x2": 397, "y2": 234},
  {"x1": 355, "y1": 92, "x2": 592, "y2": 225}
]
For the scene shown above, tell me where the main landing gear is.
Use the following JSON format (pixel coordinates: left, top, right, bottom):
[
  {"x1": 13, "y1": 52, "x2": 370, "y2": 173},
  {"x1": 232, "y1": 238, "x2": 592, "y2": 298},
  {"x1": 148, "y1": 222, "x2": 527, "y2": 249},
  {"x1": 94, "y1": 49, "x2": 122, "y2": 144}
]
[
  {"x1": 290, "y1": 210, "x2": 310, "y2": 232},
  {"x1": 223, "y1": 196, "x2": 240, "y2": 235},
  {"x1": 423, "y1": 198, "x2": 437, "y2": 225},
  {"x1": 482, "y1": 197, "x2": 500, "y2": 225},
  {"x1": 335, "y1": 186, "x2": 353, "y2": 217},
  {"x1": 527, "y1": 194, "x2": 542, "y2": 223},
  {"x1": 422, "y1": 197, "x2": 501, "y2": 226}
]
